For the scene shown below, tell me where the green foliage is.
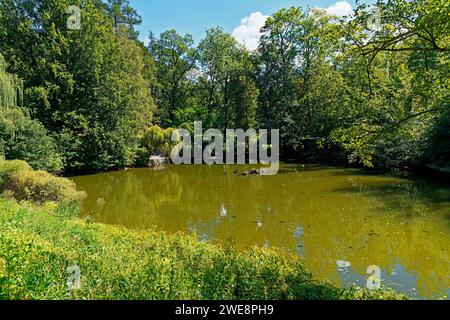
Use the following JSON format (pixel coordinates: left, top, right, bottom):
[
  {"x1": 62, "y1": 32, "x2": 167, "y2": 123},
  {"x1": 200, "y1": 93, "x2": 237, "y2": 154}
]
[
  {"x1": 148, "y1": 27, "x2": 259, "y2": 131},
  {"x1": 139, "y1": 125, "x2": 175, "y2": 157},
  {"x1": 148, "y1": 29, "x2": 198, "y2": 127},
  {"x1": 330, "y1": 0, "x2": 450, "y2": 168},
  {"x1": 0, "y1": 0, "x2": 442, "y2": 302},
  {"x1": 105, "y1": 0, "x2": 142, "y2": 39},
  {"x1": 198, "y1": 28, "x2": 259, "y2": 130},
  {"x1": 0, "y1": 0, "x2": 448, "y2": 172},
  {"x1": 0, "y1": 160, "x2": 31, "y2": 190},
  {"x1": 257, "y1": 8, "x2": 345, "y2": 152},
  {"x1": 230, "y1": 75, "x2": 259, "y2": 129},
  {"x1": 350, "y1": 0, "x2": 449, "y2": 55},
  {"x1": 0, "y1": 53, "x2": 62, "y2": 172},
  {"x1": 426, "y1": 109, "x2": 450, "y2": 169},
  {"x1": 0, "y1": 160, "x2": 85, "y2": 205},
  {"x1": 0, "y1": 199, "x2": 405, "y2": 300},
  {"x1": 0, "y1": 0, "x2": 155, "y2": 173},
  {"x1": 0, "y1": 54, "x2": 22, "y2": 108},
  {"x1": 0, "y1": 107, "x2": 63, "y2": 173}
]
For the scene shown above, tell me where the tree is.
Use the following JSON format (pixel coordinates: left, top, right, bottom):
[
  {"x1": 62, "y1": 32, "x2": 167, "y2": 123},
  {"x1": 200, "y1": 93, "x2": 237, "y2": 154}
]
[
  {"x1": 257, "y1": 8, "x2": 344, "y2": 153},
  {"x1": 426, "y1": 109, "x2": 450, "y2": 170},
  {"x1": 139, "y1": 125, "x2": 175, "y2": 157},
  {"x1": 0, "y1": 54, "x2": 62, "y2": 172},
  {"x1": 350, "y1": 0, "x2": 449, "y2": 56},
  {"x1": 0, "y1": 108, "x2": 63, "y2": 172},
  {"x1": 0, "y1": 0, "x2": 156, "y2": 173},
  {"x1": 331, "y1": 0, "x2": 450, "y2": 168},
  {"x1": 0, "y1": 54, "x2": 23, "y2": 108},
  {"x1": 148, "y1": 30, "x2": 198, "y2": 127},
  {"x1": 198, "y1": 27, "x2": 258, "y2": 130},
  {"x1": 230, "y1": 75, "x2": 259, "y2": 130},
  {"x1": 105, "y1": 0, "x2": 142, "y2": 39},
  {"x1": 257, "y1": 7, "x2": 304, "y2": 144}
]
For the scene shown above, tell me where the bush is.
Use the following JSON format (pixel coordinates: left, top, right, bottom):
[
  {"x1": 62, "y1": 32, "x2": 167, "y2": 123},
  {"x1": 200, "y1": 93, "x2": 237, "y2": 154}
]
[
  {"x1": 0, "y1": 160, "x2": 85, "y2": 205},
  {"x1": 0, "y1": 107, "x2": 63, "y2": 173},
  {"x1": 0, "y1": 159, "x2": 31, "y2": 189}
]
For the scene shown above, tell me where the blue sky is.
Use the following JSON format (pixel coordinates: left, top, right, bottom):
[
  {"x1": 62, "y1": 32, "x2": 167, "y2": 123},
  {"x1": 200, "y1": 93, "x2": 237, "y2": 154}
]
[{"x1": 131, "y1": 0, "x2": 362, "y2": 48}]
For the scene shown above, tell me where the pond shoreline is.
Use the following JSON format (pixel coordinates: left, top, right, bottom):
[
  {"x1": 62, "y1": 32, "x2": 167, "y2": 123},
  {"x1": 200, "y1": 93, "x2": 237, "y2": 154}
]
[
  {"x1": 72, "y1": 164, "x2": 450, "y2": 299},
  {"x1": 67, "y1": 160, "x2": 450, "y2": 189}
]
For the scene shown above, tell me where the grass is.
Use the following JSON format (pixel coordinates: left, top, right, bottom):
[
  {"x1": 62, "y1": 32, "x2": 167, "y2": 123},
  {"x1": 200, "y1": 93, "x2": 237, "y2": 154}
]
[{"x1": 0, "y1": 199, "x2": 405, "y2": 300}]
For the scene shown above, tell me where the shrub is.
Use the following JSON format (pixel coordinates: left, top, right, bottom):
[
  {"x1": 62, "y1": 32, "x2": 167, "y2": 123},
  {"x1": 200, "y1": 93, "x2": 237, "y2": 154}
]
[
  {"x1": 0, "y1": 160, "x2": 31, "y2": 189},
  {"x1": 0, "y1": 107, "x2": 63, "y2": 173},
  {"x1": 0, "y1": 160, "x2": 85, "y2": 205}
]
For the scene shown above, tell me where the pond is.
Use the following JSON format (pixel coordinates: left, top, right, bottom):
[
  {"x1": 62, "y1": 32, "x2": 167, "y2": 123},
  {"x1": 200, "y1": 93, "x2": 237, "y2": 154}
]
[{"x1": 72, "y1": 164, "x2": 450, "y2": 299}]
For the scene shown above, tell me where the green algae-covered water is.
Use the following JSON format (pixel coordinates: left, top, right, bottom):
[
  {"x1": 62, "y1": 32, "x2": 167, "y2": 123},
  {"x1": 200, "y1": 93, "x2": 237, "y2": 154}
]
[{"x1": 72, "y1": 164, "x2": 450, "y2": 299}]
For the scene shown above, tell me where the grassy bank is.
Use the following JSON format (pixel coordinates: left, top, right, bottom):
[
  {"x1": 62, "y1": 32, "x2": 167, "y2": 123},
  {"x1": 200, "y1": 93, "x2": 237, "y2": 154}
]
[{"x1": 0, "y1": 199, "x2": 404, "y2": 300}]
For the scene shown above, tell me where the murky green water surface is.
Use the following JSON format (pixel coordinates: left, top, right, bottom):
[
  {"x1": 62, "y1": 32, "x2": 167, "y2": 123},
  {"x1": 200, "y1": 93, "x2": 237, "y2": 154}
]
[{"x1": 72, "y1": 164, "x2": 450, "y2": 299}]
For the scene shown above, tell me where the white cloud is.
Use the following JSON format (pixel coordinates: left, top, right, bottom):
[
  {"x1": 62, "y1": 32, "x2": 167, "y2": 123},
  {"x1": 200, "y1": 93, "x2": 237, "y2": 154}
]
[
  {"x1": 233, "y1": 3, "x2": 353, "y2": 51},
  {"x1": 232, "y1": 12, "x2": 268, "y2": 51},
  {"x1": 325, "y1": 1, "x2": 353, "y2": 17}
]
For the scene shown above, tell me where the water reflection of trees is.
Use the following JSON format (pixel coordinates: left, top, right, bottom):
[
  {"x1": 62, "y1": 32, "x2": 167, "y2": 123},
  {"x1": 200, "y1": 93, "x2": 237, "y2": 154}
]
[
  {"x1": 74, "y1": 168, "x2": 183, "y2": 228},
  {"x1": 332, "y1": 176, "x2": 450, "y2": 220}
]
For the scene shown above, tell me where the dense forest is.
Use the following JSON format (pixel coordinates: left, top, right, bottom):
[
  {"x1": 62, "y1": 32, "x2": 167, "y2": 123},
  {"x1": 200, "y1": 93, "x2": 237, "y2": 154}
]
[{"x1": 0, "y1": 0, "x2": 449, "y2": 174}]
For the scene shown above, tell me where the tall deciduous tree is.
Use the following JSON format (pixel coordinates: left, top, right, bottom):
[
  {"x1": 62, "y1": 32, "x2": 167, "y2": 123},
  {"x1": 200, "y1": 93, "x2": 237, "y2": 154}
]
[
  {"x1": 198, "y1": 27, "x2": 258, "y2": 130},
  {"x1": 105, "y1": 0, "x2": 142, "y2": 39},
  {"x1": 0, "y1": 0, "x2": 156, "y2": 173},
  {"x1": 148, "y1": 30, "x2": 198, "y2": 127},
  {"x1": 257, "y1": 8, "x2": 344, "y2": 152},
  {"x1": 331, "y1": 0, "x2": 450, "y2": 168}
]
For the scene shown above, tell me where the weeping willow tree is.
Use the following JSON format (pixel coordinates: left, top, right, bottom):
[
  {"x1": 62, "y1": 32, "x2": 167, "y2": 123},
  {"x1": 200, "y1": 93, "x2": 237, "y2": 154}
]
[
  {"x1": 0, "y1": 53, "x2": 18, "y2": 161},
  {"x1": 0, "y1": 54, "x2": 62, "y2": 172},
  {"x1": 0, "y1": 54, "x2": 23, "y2": 108}
]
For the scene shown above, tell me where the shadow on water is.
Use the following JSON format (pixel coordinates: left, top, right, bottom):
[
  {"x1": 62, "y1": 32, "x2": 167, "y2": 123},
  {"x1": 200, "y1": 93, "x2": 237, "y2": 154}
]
[{"x1": 331, "y1": 177, "x2": 450, "y2": 222}]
